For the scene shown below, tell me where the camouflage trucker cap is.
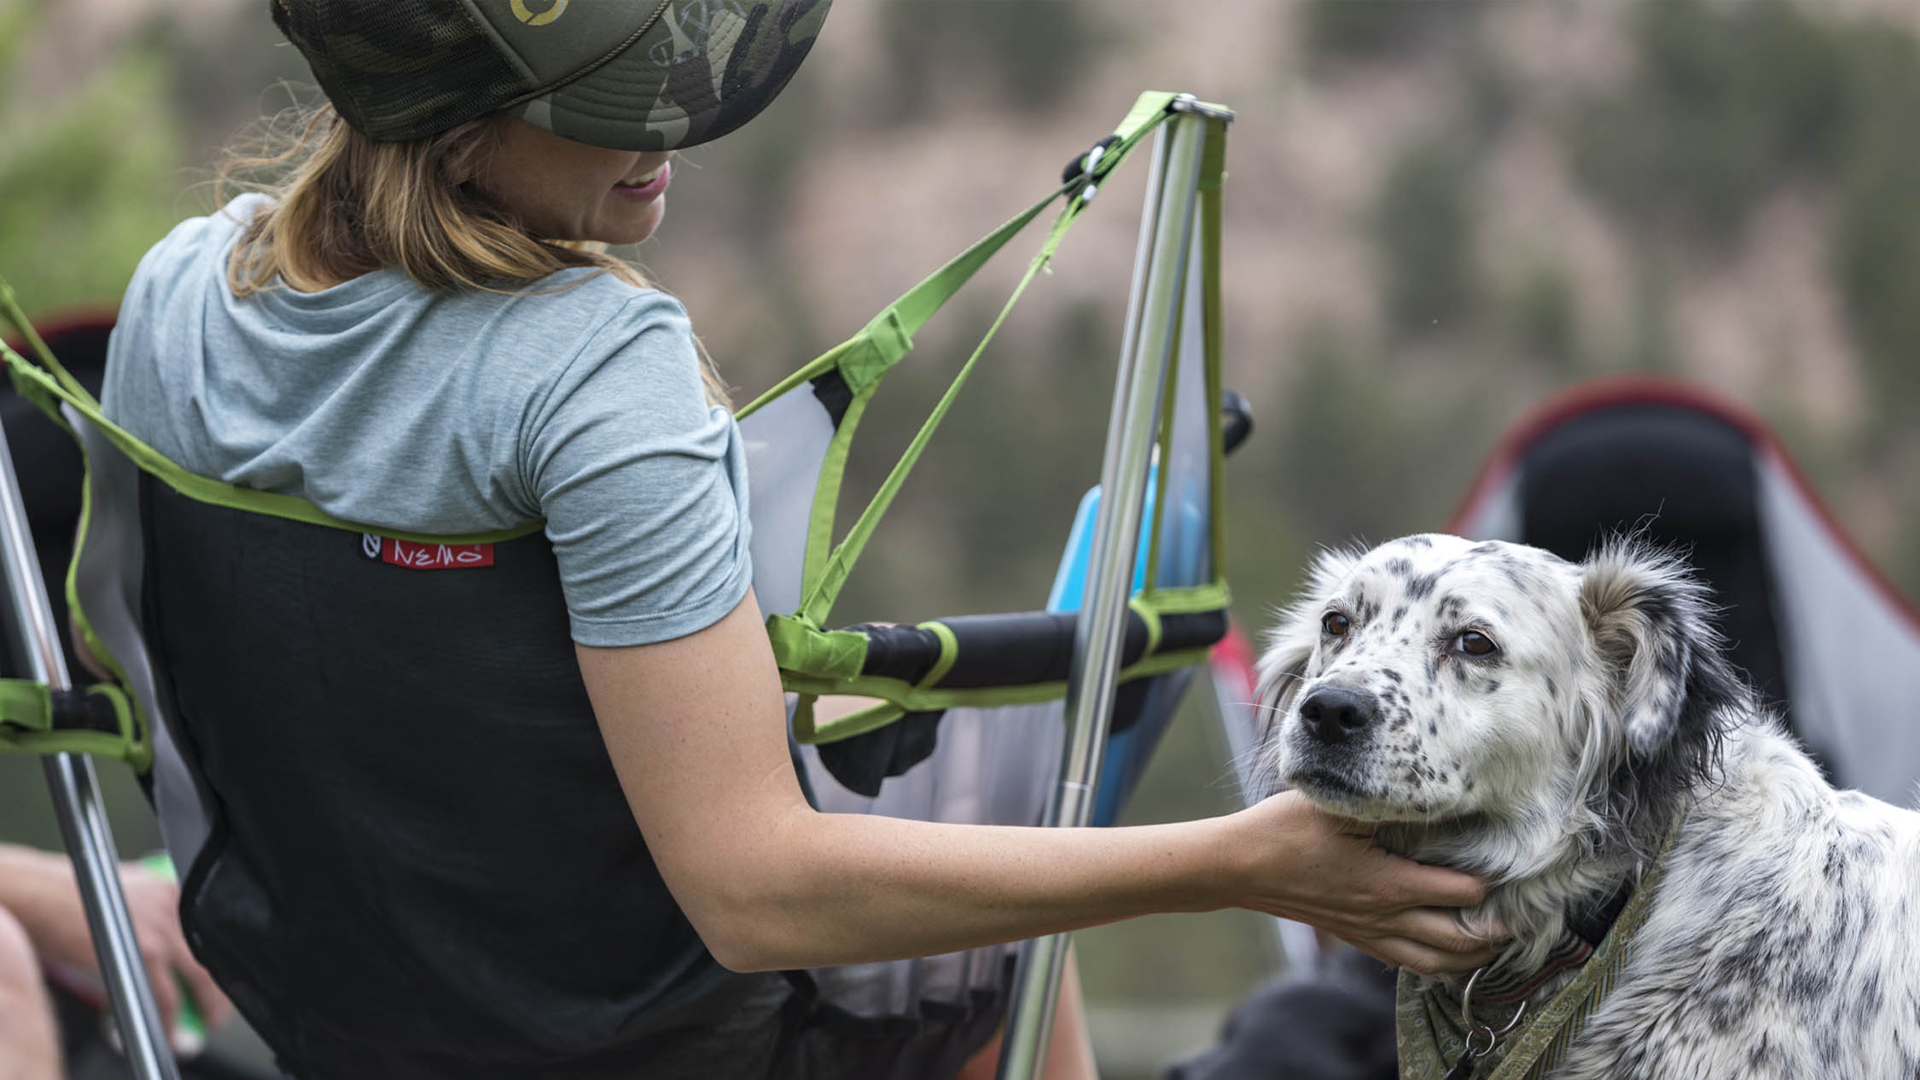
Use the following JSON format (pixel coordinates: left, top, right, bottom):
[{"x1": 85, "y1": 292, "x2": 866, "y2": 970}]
[{"x1": 271, "y1": 0, "x2": 830, "y2": 152}]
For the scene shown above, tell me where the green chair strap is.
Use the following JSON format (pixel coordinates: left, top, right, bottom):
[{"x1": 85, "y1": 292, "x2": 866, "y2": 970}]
[
  {"x1": 736, "y1": 91, "x2": 1186, "y2": 420},
  {"x1": 748, "y1": 91, "x2": 1228, "y2": 632},
  {"x1": 0, "y1": 679, "x2": 140, "y2": 762},
  {"x1": 755, "y1": 92, "x2": 1236, "y2": 745},
  {"x1": 0, "y1": 679, "x2": 52, "y2": 732}
]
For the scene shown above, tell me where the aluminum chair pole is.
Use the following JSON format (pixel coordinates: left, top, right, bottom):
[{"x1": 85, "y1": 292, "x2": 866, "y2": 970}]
[
  {"x1": 0, "y1": 422, "x2": 181, "y2": 1080},
  {"x1": 996, "y1": 107, "x2": 1211, "y2": 1080}
]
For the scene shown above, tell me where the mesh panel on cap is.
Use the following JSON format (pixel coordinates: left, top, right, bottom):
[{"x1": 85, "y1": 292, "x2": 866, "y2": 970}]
[{"x1": 272, "y1": 0, "x2": 530, "y2": 141}]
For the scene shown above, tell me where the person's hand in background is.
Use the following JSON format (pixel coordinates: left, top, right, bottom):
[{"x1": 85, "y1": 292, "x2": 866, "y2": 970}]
[{"x1": 0, "y1": 844, "x2": 234, "y2": 1046}]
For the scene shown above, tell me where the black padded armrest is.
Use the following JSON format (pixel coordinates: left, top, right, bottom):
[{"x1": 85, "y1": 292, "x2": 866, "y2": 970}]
[{"x1": 846, "y1": 607, "x2": 1226, "y2": 689}]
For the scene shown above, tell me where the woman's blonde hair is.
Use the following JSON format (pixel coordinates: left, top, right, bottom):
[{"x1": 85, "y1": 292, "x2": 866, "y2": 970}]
[{"x1": 219, "y1": 104, "x2": 728, "y2": 405}]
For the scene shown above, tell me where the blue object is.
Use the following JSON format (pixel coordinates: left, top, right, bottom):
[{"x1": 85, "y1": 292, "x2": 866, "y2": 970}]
[{"x1": 1046, "y1": 470, "x2": 1199, "y2": 826}]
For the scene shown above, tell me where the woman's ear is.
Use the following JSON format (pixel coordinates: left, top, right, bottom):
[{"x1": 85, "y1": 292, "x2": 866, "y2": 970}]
[
  {"x1": 1257, "y1": 546, "x2": 1361, "y2": 717},
  {"x1": 1580, "y1": 539, "x2": 1744, "y2": 760}
]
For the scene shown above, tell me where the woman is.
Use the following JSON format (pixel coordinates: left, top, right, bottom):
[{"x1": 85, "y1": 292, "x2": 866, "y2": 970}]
[{"x1": 95, "y1": 2, "x2": 1499, "y2": 1077}]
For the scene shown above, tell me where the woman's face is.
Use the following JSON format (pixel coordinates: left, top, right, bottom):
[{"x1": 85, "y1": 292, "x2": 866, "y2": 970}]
[{"x1": 478, "y1": 116, "x2": 674, "y2": 244}]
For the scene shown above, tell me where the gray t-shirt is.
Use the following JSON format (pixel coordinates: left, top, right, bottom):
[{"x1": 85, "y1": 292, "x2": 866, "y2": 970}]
[{"x1": 103, "y1": 193, "x2": 751, "y2": 647}]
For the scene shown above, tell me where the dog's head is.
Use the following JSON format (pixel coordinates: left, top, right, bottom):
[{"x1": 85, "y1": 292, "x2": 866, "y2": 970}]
[{"x1": 1259, "y1": 534, "x2": 1745, "y2": 865}]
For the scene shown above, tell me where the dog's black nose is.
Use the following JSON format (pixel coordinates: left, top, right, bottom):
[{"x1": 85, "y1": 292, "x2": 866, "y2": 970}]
[{"x1": 1298, "y1": 686, "x2": 1379, "y2": 744}]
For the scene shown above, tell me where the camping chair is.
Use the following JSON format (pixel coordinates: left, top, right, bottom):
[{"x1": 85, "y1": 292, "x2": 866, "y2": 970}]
[{"x1": 0, "y1": 91, "x2": 1240, "y2": 1080}]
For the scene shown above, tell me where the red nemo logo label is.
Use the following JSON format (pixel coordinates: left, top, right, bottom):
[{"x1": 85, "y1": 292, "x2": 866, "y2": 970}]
[{"x1": 361, "y1": 534, "x2": 495, "y2": 570}]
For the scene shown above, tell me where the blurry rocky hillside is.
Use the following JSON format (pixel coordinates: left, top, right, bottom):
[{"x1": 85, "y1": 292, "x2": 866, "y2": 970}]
[{"x1": 3, "y1": 1, "x2": 1919, "y2": 1076}]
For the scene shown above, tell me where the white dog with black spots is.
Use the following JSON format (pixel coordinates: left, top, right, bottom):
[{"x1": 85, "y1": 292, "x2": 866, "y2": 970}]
[{"x1": 1259, "y1": 533, "x2": 1920, "y2": 1080}]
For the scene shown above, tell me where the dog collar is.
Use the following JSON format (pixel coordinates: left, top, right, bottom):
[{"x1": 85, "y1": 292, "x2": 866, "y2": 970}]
[
  {"x1": 1396, "y1": 805, "x2": 1688, "y2": 1080},
  {"x1": 1472, "y1": 881, "x2": 1634, "y2": 1006}
]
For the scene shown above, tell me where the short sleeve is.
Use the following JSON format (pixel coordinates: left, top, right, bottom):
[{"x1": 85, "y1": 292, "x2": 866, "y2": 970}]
[{"x1": 520, "y1": 292, "x2": 752, "y2": 647}]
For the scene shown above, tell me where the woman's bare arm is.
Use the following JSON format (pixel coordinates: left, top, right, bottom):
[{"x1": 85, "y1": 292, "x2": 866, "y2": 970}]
[{"x1": 577, "y1": 589, "x2": 1497, "y2": 976}]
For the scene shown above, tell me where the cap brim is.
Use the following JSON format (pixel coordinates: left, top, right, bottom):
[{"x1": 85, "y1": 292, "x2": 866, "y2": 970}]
[{"x1": 507, "y1": 0, "x2": 827, "y2": 152}]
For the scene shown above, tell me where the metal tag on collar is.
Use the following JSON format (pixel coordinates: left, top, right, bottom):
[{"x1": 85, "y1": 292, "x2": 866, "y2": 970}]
[{"x1": 1445, "y1": 965, "x2": 1528, "y2": 1080}]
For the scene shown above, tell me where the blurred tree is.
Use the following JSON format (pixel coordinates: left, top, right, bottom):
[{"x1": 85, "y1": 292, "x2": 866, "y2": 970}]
[
  {"x1": 878, "y1": 0, "x2": 1106, "y2": 123},
  {"x1": 1562, "y1": 0, "x2": 1920, "y2": 454},
  {"x1": 160, "y1": 4, "x2": 311, "y2": 160},
  {"x1": 1299, "y1": 0, "x2": 1482, "y2": 61},
  {"x1": 1270, "y1": 328, "x2": 1425, "y2": 545},
  {"x1": 0, "y1": 9, "x2": 187, "y2": 316},
  {"x1": 1567, "y1": 0, "x2": 1846, "y2": 245},
  {"x1": 1460, "y1": 38, "x2": 1515, "y2": 147},
  {"x1": 1374, "y1": 138, "x2": 1478, "y2": 338},
  {"x1": 1829, "y1": 22, "x2": 1920, "y2": 430},
  {"x1": 1508, "y1": 262, "x2": 1580, "y2": 370},
  {"x1": 1624, "y1": 257, "x2": 1678, "y2": 374}
]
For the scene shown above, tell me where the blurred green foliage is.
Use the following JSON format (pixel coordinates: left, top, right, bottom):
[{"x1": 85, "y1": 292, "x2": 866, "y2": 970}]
[
  {"x1": 1267, "y1": 326, "x2": 1492, "y2": 540},
  {"x1": 1299, "y1": 0, "x2": 1482, "y2": 61},
  {"x1": 1829, "y1": 23, "x2": 1920, "y2": 431},
  {"x1": 1626, "y1": 257, "x2": 1680, "y2": 374},
  {"x1": 1568, "y1": 0, "x2": 1920, "y2": 427},
  {"x1": 878, "y1": 0, "x2": 1106, "y2": 122},
  {"x1": 1507, "y1": 263, "x2": 1580, "y2": 369},
  {"x1": 0, "y1": 9, "x2": 186, "y2": 315},
  {"x1": 1374, "y1": 138, "x2": 1477, "y2": 338},
  {"x1": 1568, "y1": 0, "x2": 1846, "y2": 244}
]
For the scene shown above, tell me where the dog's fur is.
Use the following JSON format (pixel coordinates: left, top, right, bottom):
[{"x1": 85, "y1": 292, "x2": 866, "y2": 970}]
[{"x1": 1258, "y1": 534, "x2": 1920, "y2": 1079}]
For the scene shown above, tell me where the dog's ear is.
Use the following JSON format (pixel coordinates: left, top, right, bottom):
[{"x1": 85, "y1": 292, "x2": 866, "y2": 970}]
[
  {"x1": 1579, "y1": 540, "x2": 1744, "y2": 760},
  {"x1": 1258, "y1": 546, "x2": 1361, "y2": 714}
]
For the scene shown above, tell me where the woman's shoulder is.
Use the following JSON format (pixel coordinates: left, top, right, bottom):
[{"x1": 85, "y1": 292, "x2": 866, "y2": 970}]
[
  {"x1": 123, "y1": 194, "x2": 270, "y2": 301},
  {"x1": 531, "y1": 268, "x2": 688, "y2": 328},
  {"x1": 490, "y1": 271, "x2": 697, "y2": 378},
  {"x1": 149, "y1": 193, "x2": 270, "y2": 263}
]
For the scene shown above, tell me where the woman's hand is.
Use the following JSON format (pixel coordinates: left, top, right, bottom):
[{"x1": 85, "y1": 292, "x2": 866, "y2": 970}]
[
  {"x1": 1219, "y1": 792, "x2": 1502, "y2": 975},
  {"x1": 0, "y1": 846, "x2": 234, "y2": 1041}
]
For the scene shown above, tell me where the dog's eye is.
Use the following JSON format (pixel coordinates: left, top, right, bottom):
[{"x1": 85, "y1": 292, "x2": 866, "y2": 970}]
[
  {"x1": 1454, "y1": 630, "x2": 1498, "y2": 657},
  {"x1": 1322, "y1": 612, "x2": 1350, "y2": 637}
]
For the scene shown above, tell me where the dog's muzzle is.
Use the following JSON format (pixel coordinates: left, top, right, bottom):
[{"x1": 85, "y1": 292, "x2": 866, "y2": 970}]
[{"x1": 1297, "y1": 685, "x2": 1380, "y2": 745}]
